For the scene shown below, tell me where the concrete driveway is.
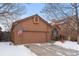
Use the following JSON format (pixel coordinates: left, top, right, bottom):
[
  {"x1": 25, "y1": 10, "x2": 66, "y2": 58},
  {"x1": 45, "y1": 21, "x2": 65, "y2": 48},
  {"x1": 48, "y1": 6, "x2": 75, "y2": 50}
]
[{"x1": 25, "y1": 43, "x2": 79, "y2": 56}]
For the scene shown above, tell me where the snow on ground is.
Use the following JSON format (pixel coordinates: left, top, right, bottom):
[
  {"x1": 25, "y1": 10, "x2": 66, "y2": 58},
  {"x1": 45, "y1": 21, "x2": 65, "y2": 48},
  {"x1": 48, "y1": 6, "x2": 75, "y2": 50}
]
[
  {"x1": 54, "y1": 41, "x2": 79, "y2": 51},
  {"x1": 34, "y1": 43, "x2": 51, "y2": 46},
  {"x1": 0, "y1": 42, "x2": 36, "y2": 56}
]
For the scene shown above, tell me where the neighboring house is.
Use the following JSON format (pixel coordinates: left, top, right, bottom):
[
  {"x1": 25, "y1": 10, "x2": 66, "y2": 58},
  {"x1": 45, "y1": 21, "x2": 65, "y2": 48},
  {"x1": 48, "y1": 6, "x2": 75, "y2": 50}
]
[
  {"x1": 11, "y1": 14, "x2": 51, "y2": 44},
  {"x1": 51, "y1": 15, "x2": 77, "y2": 41}
]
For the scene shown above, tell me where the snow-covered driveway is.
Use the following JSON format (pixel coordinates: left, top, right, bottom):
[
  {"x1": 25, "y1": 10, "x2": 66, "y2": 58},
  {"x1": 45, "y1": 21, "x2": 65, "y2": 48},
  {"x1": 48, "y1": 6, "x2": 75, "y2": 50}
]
[
  {"x1": 25, "y1": 41, "x2": 79, "y2": 56},
  {"x1": 0, "y1": 42, "x2": 36, "y2": 56}
]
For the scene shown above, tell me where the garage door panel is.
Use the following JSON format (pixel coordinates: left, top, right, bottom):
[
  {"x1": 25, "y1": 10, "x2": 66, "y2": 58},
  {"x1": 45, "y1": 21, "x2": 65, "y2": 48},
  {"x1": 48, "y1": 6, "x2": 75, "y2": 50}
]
[{"x1": 22, "y1": 32, "x2": 46, "y2": 44}]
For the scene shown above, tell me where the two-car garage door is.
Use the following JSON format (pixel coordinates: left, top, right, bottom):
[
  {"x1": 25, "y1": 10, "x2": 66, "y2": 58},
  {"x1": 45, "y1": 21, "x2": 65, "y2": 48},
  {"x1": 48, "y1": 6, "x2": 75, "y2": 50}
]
[{"x1": 21, "y1": 31, "x2": 47, "y2": 44}]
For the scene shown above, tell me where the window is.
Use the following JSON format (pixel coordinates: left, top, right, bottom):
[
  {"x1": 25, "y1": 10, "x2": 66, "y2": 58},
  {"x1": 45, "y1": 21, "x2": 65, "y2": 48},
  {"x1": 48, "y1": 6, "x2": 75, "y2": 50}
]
[{"x1": 33, "y1": 16, "x2": 39, "y2": 24}]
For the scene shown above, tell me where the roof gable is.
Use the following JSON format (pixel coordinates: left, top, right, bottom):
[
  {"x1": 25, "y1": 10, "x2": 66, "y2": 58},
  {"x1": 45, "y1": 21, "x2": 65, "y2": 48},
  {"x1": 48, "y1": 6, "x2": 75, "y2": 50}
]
[
  {"x1": 13, "y1": 14, "x2": 50, "y2": 26},
  {"x1": 11, "y1": 14, "x2": 51, "y2": 30},
  {"x1": 14, "y1": 14, "x2": 49, "y2": 24}
]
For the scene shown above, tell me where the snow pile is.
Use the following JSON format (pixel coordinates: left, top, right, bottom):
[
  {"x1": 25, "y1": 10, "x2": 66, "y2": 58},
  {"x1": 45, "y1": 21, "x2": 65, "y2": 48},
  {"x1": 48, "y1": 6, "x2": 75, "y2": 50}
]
[
  {"x1": 0, "y1": 42, "x2": 36, "y2": 56},
  {"x1": 35, "y1": 43, "x2": 41, "y2": 46},
  {"x1": 54, "y1": 41, "x2": 79, "y2": 51}
]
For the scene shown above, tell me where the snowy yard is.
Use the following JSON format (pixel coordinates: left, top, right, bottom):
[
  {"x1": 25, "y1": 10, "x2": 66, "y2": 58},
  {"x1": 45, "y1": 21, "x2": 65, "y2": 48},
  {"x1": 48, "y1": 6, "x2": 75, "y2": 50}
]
[
  {"x1": 0, "y1": 42, "x2": 36, "y2": 56},
  {"x1": 0, "y1": 41, "x2": 79, "y2": 56},
  {"x1": 54, "y1": 41, "x2": 79, "y2": 51}
]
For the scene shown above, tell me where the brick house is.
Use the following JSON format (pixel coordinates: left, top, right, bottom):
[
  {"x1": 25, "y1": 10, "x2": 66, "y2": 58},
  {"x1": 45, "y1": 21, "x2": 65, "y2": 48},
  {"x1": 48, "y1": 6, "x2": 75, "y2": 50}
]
[
  {"x1": 51, "y1": 15, "x2": 77, "y2": 41},
  {"x1": 11, "y1": 14, "x2": 51, "y2": 44}
]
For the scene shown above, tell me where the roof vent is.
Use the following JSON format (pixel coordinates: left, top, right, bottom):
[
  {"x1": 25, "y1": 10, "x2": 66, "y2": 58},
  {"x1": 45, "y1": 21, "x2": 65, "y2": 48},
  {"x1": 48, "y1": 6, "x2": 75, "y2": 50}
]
[{"x1": 33, "y1": 16, "x2": 39, "y2": 24}]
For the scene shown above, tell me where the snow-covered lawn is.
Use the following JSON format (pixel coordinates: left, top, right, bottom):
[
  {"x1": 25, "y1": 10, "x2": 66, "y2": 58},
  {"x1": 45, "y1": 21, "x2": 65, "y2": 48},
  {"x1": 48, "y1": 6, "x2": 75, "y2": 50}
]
[
  {"x1": 54, "y1": 41, "x2": 79, "y2": 51},
  {"x1": 0, "y1": 42, "x2": 36, "y2": 56}
]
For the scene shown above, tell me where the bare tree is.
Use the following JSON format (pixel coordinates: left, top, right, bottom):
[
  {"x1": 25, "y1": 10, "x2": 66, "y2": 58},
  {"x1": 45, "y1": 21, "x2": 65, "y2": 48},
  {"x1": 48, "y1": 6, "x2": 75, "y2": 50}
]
[
  {"x1": 41, "y1": 3, "x2": 75, "y2": 20},
  {"x1": 71, "y1": 3, "x2": 79, "y2": 43},
  {"x1": 0, "y1": 3, "x2": 26, "y2": 31},
  {"x1": 41, "y1": 3, "x2": 79, "y2": 42}
]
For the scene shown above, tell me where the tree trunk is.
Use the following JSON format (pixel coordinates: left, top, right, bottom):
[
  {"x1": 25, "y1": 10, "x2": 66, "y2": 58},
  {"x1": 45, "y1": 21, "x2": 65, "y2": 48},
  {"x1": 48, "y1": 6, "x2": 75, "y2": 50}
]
[{"x1": 77, "y1": 35, "x2": 79, "y2": 44}]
